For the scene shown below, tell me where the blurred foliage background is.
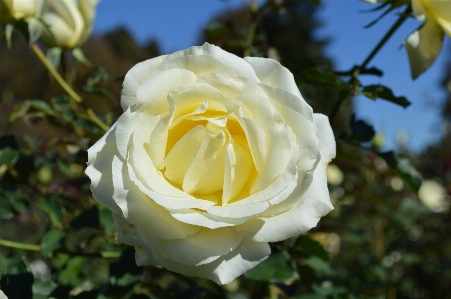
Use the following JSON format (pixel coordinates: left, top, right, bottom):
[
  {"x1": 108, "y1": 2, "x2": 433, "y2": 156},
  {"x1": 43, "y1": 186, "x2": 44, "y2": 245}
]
[{"x1": 0, "y1": 0, "x2": 450, "y2": 298}]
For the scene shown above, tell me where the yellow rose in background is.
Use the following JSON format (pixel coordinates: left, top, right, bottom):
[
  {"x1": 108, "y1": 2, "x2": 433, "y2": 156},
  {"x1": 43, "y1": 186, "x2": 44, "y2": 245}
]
[
  {"x1": 405, "y1": 0, "x2": 451, "y2": 78},
  {"x1": 37, "y1": 0, "x2": 98, "y2": 48},
  {"x1": 86, "y1": 43, "x2": 336, "y2": 284},
  {"x1": 0, "y1": 0, "x2": 37, "y2": 24}
]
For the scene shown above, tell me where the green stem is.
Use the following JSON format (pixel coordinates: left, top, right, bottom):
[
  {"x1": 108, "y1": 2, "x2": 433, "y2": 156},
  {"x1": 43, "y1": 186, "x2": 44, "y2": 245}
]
[
  {"x1": 359, "y1": 6, "x2": 412, "y2": 70},
  {"x1": 0, "y1": 238, "x2": 121, "y2": 259},
  {"x1": 87, "y1": 108, "x2": 109, "y2": 132},
  {"x1": 329, "y1": 6, "x2": 412, "y2": 123},
  {"x1": 31, "y1": 43, "x2": 82, "y2": 103},
  {"x1": 0, "y1": 238, "x2": 40, "y2": 252},
  {"x1": 243, "y1": 0, "x2": 260, "y2": 57},
  {"x1": 32, "y1": 43, "x2": 109, "y2": 132}
]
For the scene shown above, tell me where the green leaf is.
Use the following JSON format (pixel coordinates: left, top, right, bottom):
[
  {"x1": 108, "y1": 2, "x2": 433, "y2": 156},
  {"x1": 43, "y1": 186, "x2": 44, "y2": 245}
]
[
  {"x1": 8, "y1": 102, "x2": 27, "y2": 122},
  {"x1": 9, "y1": 100, "x2": 54, "y2": 122},
  {"x1": 41, "y1": 229, "x2": 65, "y2": 256},
  {"x1": 46, "y1": 47, "x2": 62, "y2": 70},
  {"x1": 312, "y1": 282, "x2": 347, "y2": 297},
  {"x1": 378, "y1": 151, "x2": 422, "y2": 194},
  {"x1": 28, "y1": 100, "x2": 55, "y2": 116},
  {"x1": 296, "y1": 295, "x2": 323, "y2": 299},
  {"x1": 56, "y1": 160, "x2": 77, "y2": 178},
  {"x1": 0, "y1": 197, "x2": 14, "y2": 219},
  {"x1": 57, "y1": 257, "x2": 86, "y2": 286},
  {"x1": 72, "y1": 48, "x2": 94, "y2": 68},
  {"x1": 32, "y1": 279, "x2": 58, "y2": 299},
  {"x1": 27, "y1": 17, "x2": 42, "y2": 44},
  {"x1": 0, "y1": 252, "x2": 8, "y2": 274},
  {"x1": 0, "y1": 147, "x2": 19, "y2": 165},
  {"x1": 361, "y1": 85, "x2": 411, "y2": 108},
  {"x1": 349, "y1": 115, "x2": 375, "y2": 143},
  {"x1": 244, "y1": 251, "x2": 299, "y2": 283},
  {"x1": 51, "y1": 96, "x2": 71, "y2": 113},
  {"x1": 304, "y1": 256, "x2": 334, "y2": 277},
  {"x1": 302, "y1": 68, "x2": 350, "y2": 91},
  {"x1": 87, "y1": 67, "x2": 110, "y2": 86},
  {"x1": 99, "y1": 206, "x2": 116, "y2": 235},
  {"x1": 78, "y1": 86, "x2": 115, "y2": 100},
  {"x1": 37, "y1": 197, "x2": 64, "y2": 228},
  {"x1": 294, "y1": 235, "x2": 329, "y2": 261}
]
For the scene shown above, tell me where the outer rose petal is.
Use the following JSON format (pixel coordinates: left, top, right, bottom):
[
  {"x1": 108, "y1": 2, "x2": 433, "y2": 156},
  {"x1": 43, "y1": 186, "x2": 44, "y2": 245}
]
[
  {"x1": 153, "y1": 239, "x2": 270, "y2": 285},
  {"x1": 167, "y1": 43, "x2": 261, "y2": 82},
  {"x1": 236, "y1": 160, "x2": 333, "y2": 242},
  {"x1": 85, "y1": 123, "x2": 122, "y2": 216},
  {"x1": 244, "y1": 57, "x2": 303, "y2": 99},
  {"x1": 121, "y1": 56, "x2": 167, "y2": 110},
  {"x1": 313, "y1": 114, "x2": 336, "y2": 164},
  {"x1": 405, "y1": 19, "x2": 443, "y2": 79}
]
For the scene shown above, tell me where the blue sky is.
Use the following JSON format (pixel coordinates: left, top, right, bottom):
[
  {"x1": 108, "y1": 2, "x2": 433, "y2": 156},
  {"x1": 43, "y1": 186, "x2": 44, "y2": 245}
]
[{"x1": 93, "y1": 0, "x2": 450, "y2": 152}]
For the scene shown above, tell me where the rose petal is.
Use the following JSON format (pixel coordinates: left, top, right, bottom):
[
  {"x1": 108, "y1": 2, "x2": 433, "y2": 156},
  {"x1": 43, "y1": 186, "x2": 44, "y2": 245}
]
[
  {"x1": 136, "y1": 68, "x2": 197, "y2": 115},
  {"x1": 405, "y1": 19, "x2": 444, "y2": 79},
  {"x1": 154, "y1": 55, "x2": 235, "y2": 79},
  {"x1": 85, "y1": 123, "x2": 122, "y2": 216},
  {"x1": 164, "y1": 125, "x2": 207, "y2": 186},
  {"x1": 236, "y1": 93, "x2": 293, "y2": 194},
  {"x1": 183, "y1": 130, "x2": 227, "y2": 194},
  {"x1": 196, "y1": 72, "x2": 266, "y2": 98},
  {"x1": 121, "y1": 55, "x2": 166, "y2": 110},
  {"x1": 313, "y1": 113, "x2": 336, "y2": 164},
  {"x1": 112, "y1": 152, "x2": 200, "y2": 240},
  {"x1": 236, "y1": 162, "x2": 333, "y2": 242},
  {"x1": 113, "y1": 213, "x2": 142, "y2": 247},
  {"x1": 139, "y1": 227, "x2": 242, "y2": 266},
  {"x1": 170, "y1": 208, "x2": 251, "y2": 229},
  {"x1": 168, "y1": 43, "x2": 260, "y2": 82},
  {"x1": 135, "y1": 245, "x2": 157, "y2": 266},
  {"x1": 244, "y1": 57, "x2": 302, "y2": 99},
  {"x1": 152, "y1": 238, "x2": 270, "y2": 285}
]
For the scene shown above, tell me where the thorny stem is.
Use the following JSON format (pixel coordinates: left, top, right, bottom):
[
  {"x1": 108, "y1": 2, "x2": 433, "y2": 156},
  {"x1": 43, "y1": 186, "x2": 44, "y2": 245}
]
[
  {"x1": 329, "y1": 6, "x2": 412, "y2": 124},
  {"x1": 359, "y1": 6, "x2": 412, "y2": 70}
]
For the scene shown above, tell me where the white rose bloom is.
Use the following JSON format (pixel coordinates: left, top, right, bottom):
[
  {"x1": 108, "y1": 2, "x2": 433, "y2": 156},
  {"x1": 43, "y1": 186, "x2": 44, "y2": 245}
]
[
  {"x1": 37, "y1": 0, "x2": 98, "y2": 48},
  {"x1": 86, "y1": 43, "x2": 336, "y2": 285},
  {"x1": 418, "y1": 180, "x2": 449, "y2": 213},
  {"x1": 0, "y1": 0, "x2": 37, "y2": 24},
  {"x1": 405, "y1": 0, "x2": 451, "y2": 78},
  {"x1": 0, "y1": 289, "x2": 7, "y2": 299}
]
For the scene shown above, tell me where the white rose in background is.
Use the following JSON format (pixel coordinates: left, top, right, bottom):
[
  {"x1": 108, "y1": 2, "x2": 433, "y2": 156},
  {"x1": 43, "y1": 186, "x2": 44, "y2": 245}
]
[
  {"x1": 405, "y1": 0, "x2": 451, "y2": 78},
  {"x1": 86, "y1": 43, "x2": 336, "y2": 284},
  {"x1": 418, "y1": 180, "x2": 449, "y2": 213},
  {"x1": 0, "y1": 0, "x2": 37, "y2": 24},
  {"x1": 37, "y1": 0, "x2": 98, "y2": 48}
]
